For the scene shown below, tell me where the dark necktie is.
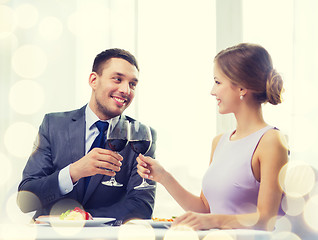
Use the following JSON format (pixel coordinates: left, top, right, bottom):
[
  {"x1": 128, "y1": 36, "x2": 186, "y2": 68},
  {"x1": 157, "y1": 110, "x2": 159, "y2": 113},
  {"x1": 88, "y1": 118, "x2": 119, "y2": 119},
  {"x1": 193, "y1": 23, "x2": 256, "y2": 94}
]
[{"x1": 84, "y1": 120, "x2": 109, "y2": 192}]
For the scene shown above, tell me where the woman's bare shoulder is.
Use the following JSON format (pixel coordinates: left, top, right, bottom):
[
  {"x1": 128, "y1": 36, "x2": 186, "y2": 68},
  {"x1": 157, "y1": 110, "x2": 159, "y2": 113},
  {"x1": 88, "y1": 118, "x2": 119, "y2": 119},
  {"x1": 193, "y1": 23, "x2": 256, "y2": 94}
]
[
  {"x1": 261, "y1": 128, "x2": 288, "y2": 149},
  {"x1": 212, "y1": 133, "x2": 223, "y2": 146},
  {"x1": 258, "y1": 128, "x2": 289, "y2": 164}
]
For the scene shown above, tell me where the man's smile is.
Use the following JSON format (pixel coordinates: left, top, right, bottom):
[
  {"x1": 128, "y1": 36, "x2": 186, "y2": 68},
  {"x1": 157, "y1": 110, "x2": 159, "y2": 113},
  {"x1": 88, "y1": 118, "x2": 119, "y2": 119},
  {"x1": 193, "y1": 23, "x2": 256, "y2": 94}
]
[{"x1": 112, "y1": 96, "x2": 128, "y2": 106}]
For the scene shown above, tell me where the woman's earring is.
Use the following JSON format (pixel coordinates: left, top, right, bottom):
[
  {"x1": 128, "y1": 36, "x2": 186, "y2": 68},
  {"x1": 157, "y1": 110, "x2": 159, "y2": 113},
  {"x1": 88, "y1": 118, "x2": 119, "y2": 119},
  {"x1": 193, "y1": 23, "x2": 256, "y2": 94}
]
[{"x1": 240, "y1": 95, "x2": 244, "y2": 100}]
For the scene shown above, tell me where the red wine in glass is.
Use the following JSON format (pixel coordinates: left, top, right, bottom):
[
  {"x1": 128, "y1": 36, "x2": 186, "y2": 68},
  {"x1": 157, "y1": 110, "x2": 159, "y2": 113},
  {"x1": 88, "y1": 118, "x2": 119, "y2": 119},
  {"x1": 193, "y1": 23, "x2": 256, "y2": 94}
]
[
  {"x1": 129, "y1": 122, "x2": 155, "y2": 190},
  {"x1": 102, "y1": 118, "x2": 129, "y2": 187},
  {"x1": 129, "y1": 140, "x2": 151, "y2": 155},
  {"x1": 106, "y1": 139, "x2": 128, "y2": 152}
]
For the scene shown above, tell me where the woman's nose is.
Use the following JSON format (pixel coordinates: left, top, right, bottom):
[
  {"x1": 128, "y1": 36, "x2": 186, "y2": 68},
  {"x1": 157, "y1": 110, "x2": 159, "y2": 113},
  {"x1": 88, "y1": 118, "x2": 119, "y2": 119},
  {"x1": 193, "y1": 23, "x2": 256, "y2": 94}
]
[{"x1": 210, "y1": 84, "x2": 216, "y2": 96}]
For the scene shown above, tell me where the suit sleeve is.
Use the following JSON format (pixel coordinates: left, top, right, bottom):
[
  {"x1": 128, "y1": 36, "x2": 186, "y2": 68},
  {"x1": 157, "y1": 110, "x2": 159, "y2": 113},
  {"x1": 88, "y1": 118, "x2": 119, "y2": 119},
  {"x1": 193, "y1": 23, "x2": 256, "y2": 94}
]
[
  {"x1": 17, "y1": 114, "x2": 63, "y2": 213},
  {"x1": 86, "y1": 127, "x2": 157, "y2": 222}
]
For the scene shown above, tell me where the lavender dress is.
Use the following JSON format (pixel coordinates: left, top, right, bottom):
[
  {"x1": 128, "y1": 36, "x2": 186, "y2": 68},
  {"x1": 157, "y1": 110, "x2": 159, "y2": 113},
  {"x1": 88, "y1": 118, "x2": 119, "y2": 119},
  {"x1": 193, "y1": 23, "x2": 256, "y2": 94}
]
[{"x1": 202, "y1": 125, "x2": 284, "y2": 215}]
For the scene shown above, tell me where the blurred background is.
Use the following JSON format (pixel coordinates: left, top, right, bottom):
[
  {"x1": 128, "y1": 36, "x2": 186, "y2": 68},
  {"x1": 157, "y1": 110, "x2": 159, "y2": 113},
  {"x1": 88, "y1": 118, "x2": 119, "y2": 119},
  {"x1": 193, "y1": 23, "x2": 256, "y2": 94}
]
[{"x1": 0, "y1": 0, "x2": 318, "y2": 238}]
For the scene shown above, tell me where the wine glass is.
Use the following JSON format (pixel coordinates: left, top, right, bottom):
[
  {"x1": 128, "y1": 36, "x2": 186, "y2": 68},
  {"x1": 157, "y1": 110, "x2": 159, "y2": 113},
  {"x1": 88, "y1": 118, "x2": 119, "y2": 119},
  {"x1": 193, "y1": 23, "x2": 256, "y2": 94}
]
[
  {"x1": 102, "y1": 118, "x2": 129, "y2": 187},
  {"x1": 129, "y1": 121, "x2": 155, "y2": 190}
]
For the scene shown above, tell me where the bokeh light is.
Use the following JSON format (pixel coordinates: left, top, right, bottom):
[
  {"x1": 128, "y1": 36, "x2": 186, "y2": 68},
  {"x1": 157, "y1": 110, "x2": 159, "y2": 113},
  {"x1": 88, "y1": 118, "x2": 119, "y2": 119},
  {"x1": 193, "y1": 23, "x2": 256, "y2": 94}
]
[
  {"x1": 49, "y1": 199, "x2": 86, "y2": 235},
  {"x1": 6, "y1": 192, "x2": 34, "y2": 224},
  {"x1": 164, "y1": 226, "x2": 199, "y2": 240},
  {"x1": 281, "y1": 195, "x2": 306, "y2": 216},
  {"x1": 16, "y1": 191, "x2": 42, "y2": 216},
  {"x1": 0, "y1": 152, "x2": 12, "y2": 186},
  {"x1": 9, "y1": 79, "x2": 45, "y2": 115},
  {"x1": 50, "y1": 198, "x2": 84, "y2": 217},
  {"x1": 303, "y1": 194, "x2": 318, "y2": 232},
  {"x1": 118, "y1": 221, "x2": 155, "y2": 240},
  {"x1": 271, "y1": 231, "x2": 301, "y2": 240},
  {"x1": 4, "y1": 121, "x2": 37, "y2": 158},
  {"x1": 309, "y1": 181, "x2": 318, "y2": 198},
  {"x1": 15, "y1": 4, "x2": 39, "y2": 29},
  {"x1": 235, "y1": 204, "x2": 259, "y2": 228},
  {"x1": 38, "y1": 16, "x2": 63, "y2": 41},
  {"x1": 66, "y1": 11, "x2": 80, "y2": 35},
  {"x1": 272, "y1": 216, "x2": 292, "y2": 233},
  {"x1": 0, "y1": 33, "x2": 19, "y2": 50},
  {"x1": 50, "y1": 222, "x2": 83, "y2": 236},
  {"x1": 0, "y1": 5, "x2": 17, "y2": 39},
  {"x1": 12, "y1": 44, "x2": 47, "y2": 79},
  {"x1": 202, "y1": 231, "x2": 235, "y2": 240},
  {"x1": 279, "y1": 161, "x2": 316, "y2": 198},
  {"x1": 67, "y1": 3, "x2": 109, "y2": 36},
  {"x1": 0, "y1": 223, "x2": 37, "y2": 240}
]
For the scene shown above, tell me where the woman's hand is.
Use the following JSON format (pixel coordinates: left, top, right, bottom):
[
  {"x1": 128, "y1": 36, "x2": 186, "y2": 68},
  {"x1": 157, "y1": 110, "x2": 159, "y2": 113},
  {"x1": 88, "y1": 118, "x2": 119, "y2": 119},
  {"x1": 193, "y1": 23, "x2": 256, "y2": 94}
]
[
  {"x1": 136, "y1": 154, "x2": 166, "y2": 183},
  {"x1": 172, "y1": 211, "x2": 216, "y2": 231}
]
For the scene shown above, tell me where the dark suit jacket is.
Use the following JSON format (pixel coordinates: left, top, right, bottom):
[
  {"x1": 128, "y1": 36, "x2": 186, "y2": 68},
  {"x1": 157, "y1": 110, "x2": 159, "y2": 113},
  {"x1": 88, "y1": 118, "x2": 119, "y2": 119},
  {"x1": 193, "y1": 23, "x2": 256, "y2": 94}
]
[{"x1": 17, "y1": 105, "x2": 157, "y2": 222}]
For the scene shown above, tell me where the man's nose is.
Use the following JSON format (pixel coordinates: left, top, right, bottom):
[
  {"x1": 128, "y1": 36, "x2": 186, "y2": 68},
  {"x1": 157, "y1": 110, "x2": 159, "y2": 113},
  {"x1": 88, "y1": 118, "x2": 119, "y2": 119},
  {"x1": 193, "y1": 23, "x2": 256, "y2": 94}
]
[{"x1": 119, "y1": 81, "x2": 130, "y2": 95}]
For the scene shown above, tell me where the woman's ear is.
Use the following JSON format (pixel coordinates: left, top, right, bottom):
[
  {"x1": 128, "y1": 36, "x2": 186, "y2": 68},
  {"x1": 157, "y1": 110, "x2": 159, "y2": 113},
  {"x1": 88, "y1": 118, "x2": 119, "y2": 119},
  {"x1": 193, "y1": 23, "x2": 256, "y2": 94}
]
[{"x1": 239, "y1": 87, "x2": 248, "y2": 97}]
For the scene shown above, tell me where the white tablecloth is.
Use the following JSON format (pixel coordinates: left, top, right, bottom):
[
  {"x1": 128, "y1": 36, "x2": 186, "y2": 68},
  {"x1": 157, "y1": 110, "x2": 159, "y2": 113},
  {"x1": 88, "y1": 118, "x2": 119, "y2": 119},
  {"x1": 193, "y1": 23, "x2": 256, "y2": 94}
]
[{"x1": 0, "y1": 223, "x2": 274, "y2": 240}]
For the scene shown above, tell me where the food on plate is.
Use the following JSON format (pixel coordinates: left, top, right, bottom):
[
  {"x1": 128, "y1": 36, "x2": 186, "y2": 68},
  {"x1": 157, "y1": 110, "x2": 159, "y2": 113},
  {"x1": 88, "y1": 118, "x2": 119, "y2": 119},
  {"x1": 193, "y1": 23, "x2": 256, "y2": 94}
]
[
  {"x1": 59, "y1": 207, "x2": 93, "y2": 220},
  {"x1": 152, "y1": 217, "x2": 175, "y2": 222}
]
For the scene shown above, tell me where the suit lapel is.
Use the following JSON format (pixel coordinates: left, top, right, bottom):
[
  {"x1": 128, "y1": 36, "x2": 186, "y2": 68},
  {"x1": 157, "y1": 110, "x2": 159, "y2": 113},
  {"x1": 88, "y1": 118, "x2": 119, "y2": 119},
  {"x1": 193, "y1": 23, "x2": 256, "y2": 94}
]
[
  {"x1": 69, "y1": 106, "x2": 86, "y2": 202},
  {"x1": 83, "y1": 174, "x2": 105, "y2": 204}
]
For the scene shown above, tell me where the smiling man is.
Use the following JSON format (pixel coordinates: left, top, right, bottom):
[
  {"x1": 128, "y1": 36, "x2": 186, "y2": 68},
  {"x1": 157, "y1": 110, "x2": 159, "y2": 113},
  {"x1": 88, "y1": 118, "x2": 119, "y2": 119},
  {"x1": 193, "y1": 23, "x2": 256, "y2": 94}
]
[{"x1": 17, "y1": 49, "x2": 157, "y2": 223}]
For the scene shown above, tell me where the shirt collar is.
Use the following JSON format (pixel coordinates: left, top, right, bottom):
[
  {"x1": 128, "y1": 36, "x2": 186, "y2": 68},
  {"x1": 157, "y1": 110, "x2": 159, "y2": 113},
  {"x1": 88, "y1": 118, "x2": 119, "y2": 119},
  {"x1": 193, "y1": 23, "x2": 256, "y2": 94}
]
[
  {"x1": 85, "y1": 104, "x2": 120, "y2": 130},
  {"x1": 85, "y1": 105, "x2": 100, "y2": 130}
]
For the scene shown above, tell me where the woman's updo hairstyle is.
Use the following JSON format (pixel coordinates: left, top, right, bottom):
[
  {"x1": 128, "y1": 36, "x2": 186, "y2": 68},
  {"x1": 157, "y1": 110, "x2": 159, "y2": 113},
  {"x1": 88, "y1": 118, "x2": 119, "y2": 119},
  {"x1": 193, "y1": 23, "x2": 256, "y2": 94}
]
[{"x1": 214, "y1": 43, "x2": 284, "y2": 105}]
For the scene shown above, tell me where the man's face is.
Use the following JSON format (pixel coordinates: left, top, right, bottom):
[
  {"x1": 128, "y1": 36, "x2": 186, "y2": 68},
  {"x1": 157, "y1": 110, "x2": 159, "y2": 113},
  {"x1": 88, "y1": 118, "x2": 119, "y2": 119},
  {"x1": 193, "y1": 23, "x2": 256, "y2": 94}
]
[{"x1": 89, "y1": 58, "x2": 139, "y2": 120}]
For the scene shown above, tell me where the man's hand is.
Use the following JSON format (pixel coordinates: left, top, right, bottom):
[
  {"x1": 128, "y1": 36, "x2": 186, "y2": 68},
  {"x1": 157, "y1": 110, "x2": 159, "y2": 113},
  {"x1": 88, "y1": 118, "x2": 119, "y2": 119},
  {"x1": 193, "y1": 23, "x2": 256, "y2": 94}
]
[{"x1": 70, "y1": 148, "x2": 123, "y2": 183}]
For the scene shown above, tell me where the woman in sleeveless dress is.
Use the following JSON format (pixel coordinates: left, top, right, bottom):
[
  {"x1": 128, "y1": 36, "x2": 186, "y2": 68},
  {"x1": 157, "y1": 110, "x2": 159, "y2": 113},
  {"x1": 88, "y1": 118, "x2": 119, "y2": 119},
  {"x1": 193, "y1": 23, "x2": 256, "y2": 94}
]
[{"x1": 137, "y1": 43, "x2": 289, "y2": 230}]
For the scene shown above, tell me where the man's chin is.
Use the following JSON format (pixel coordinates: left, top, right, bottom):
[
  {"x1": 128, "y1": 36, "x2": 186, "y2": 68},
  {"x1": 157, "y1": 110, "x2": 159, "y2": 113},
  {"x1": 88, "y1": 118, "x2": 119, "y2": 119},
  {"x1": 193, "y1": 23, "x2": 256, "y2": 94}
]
[
  {"x1": 108, "y1": 106, "x2": 129, "y2": 118},
  {"x1": 96, "y1": 105, "x2": 126, "y2": 119}
]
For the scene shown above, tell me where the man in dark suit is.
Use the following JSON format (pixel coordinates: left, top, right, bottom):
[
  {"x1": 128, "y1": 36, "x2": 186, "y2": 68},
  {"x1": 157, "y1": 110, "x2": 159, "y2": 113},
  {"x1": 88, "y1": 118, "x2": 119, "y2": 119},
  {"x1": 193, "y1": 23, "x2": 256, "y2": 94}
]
[{"x1": 17, "y1": 48, "x2": 156, "y2": 223}]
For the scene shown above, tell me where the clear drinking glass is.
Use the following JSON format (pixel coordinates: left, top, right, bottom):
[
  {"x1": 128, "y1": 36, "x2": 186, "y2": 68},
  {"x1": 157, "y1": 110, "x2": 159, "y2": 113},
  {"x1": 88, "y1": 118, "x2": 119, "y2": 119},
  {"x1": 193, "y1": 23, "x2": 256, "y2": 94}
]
[
  {"x1": 102, "y1": 118, "x2": 129, "y2": 187},
  {"x1": 129, "y1": 121, "x2": 155, "y2": 190}
]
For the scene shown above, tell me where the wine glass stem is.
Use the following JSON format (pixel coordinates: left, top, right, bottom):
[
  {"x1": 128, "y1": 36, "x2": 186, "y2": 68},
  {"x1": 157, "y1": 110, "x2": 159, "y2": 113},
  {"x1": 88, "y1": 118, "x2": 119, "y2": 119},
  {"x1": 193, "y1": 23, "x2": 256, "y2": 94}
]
[{"x1": 141, "y1": 178, "x2": 147, "y2": 184}]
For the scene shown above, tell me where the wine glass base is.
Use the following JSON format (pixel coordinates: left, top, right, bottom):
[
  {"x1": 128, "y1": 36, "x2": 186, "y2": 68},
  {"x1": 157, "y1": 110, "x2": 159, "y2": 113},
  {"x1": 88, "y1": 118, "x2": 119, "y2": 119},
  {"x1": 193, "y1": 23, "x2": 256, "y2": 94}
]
[
  {"x1": 102, "y1": 181, "x2": 123, "y2": 187},
  {"x1": 134, "y1": 182, "x2": 156, "y2": 190}
]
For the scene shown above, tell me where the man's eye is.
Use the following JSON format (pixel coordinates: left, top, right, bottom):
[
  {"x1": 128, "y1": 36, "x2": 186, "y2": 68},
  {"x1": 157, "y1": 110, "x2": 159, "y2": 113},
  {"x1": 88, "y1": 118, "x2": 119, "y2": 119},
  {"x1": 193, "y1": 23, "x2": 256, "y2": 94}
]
[
  {"x1": 114, "y1": 77, "x2": 121, "y2": 82},
  {"x1": 130, "y1": 82, "x2": 137, "y2": 89}
]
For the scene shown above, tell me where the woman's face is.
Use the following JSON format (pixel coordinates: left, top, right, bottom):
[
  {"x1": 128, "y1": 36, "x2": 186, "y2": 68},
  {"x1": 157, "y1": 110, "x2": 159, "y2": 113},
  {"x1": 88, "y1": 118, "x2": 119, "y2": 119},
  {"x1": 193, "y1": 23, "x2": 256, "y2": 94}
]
[{"x1": 211, "y1": 62, "x2": 241, "y2": 114}]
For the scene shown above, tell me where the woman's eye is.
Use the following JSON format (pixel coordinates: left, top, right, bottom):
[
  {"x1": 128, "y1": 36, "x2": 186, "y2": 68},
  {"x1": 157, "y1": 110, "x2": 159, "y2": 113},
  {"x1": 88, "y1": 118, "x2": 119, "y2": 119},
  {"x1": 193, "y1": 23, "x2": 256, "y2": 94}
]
[{"x1": 215, "y1": 80, "x2": 220, "y2": 85}]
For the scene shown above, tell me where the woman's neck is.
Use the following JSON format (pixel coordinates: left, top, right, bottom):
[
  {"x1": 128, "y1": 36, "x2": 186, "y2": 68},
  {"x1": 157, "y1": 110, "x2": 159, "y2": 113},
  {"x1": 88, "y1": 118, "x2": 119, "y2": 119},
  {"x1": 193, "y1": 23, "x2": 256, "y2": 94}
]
[{"x1": 232, "y1": 104, "x2": 267, "y2": 140}]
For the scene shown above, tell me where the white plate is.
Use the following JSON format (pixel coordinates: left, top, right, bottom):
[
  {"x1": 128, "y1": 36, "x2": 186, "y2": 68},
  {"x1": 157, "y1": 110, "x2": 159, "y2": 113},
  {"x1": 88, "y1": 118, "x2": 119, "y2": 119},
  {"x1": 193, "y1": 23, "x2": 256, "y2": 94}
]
[
  {"x1": 36, "y1": 217, "x2": 116, "y2": 227},
  {"x1": 129, "y1": 219, "x2": 172, "y2": 228}
]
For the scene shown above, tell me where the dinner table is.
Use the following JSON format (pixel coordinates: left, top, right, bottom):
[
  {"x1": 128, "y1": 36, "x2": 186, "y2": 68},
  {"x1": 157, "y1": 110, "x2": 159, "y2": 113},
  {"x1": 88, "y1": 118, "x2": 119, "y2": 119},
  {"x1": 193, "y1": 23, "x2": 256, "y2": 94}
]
[{"x1": 0, "y1": 218, "x2": 280, "y2": 240}]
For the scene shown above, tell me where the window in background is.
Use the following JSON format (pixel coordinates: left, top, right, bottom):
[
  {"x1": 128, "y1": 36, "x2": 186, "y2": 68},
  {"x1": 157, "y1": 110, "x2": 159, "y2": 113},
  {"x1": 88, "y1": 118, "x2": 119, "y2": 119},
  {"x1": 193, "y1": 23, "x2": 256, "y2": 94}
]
[
  {"x1": 243, "y1": 0, "x2": 318, "y2": 169},
  {"x1": 242, "y1": 0, "x2": 318, "y2": 237},
  {"x1": 137, "y1": 0, "x2": 216, "y2": 217},
  {"x1": 242, "y1": 0, "x2": 294, "y2": 144}
]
